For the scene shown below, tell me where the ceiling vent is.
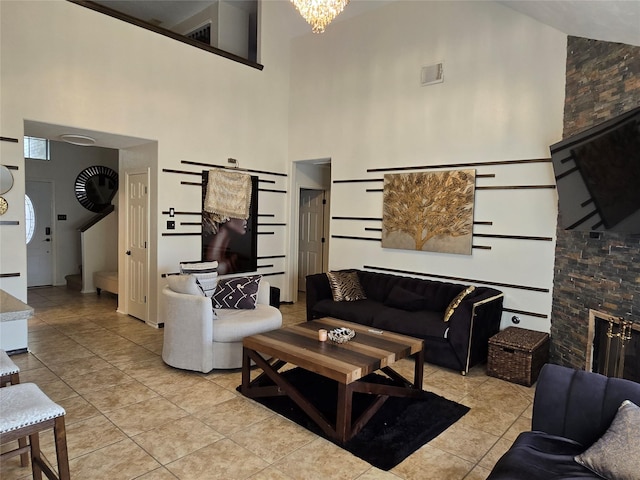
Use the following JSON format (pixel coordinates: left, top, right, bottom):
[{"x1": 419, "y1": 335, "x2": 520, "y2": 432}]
[{"x1": 421, "y1": 62, "x2": 444, "y2": 87}]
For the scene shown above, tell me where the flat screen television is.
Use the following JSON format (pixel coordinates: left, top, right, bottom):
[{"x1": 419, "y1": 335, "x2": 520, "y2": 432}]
[{"x1": 550, "y1": 106, "x2": 640, "y2": 233}]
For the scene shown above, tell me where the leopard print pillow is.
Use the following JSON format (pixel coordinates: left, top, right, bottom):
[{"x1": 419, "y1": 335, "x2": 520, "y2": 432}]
[{"x1": 326, "y1": 271, "x2": 367, "y2": 302}]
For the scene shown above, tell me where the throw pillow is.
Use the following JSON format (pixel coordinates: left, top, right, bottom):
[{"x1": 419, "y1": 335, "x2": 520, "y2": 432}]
[
  {"x1": 326, "y1": 271, "x2": 367, "y2": 302},
  {"x1": 574, "y1": 400, "x2": 640, "y2": 480},
  {"x1": 444, "y1": 285, "x2": 476, "y2": 322},
  {"x1": 180, "y1": 261, "x2": 218, "y2": 297},
  {"x1": 167, "y1": 274, "x2": 202, "y2": 296},
  {"x1": 212, "y1": 275, "x2": 262, "y2": 309},
  {"x1": 384, "y1": 285, "x2": 428, "y2": 311}
]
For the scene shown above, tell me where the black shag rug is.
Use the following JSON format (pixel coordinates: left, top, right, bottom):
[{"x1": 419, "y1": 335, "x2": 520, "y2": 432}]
[{"x1": 238, "y1": 367, "x2": 469, "y2": 470}]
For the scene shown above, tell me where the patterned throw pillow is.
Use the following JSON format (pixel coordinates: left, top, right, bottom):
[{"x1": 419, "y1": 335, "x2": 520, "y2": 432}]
[
  {"x1": 180, "y1": 261, "x2": 218, "y2": 297},
  {"x1": 575, "y1": 400, "x2": 640, "y2": 480},
  {"x1": 212, "y1": 275, "x2": 262, "y2": 309},
  {"x1": 444, "y1": 285, "x2": 475, "y2": 322},
  {"x1": 326, "y1": 271, "x2": 367, "y2": 302}
]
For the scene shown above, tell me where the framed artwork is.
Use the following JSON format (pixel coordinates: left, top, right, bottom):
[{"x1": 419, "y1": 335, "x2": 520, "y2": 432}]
[
  {"x1": 201, "y1": 171, "x2": 258, "y2": 274},
  {"x1": 382, "y1": 169, "x2": 476, "y2": 255}
]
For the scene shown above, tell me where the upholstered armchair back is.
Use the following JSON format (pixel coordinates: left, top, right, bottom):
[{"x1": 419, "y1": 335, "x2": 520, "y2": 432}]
[{"x1": 532, "y1": 363, "x2": 640, "y2": 447}]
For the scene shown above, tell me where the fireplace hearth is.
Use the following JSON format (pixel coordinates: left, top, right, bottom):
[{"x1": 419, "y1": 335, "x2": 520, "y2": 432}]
[{"x1": 587, "y1": 309, "x2": 639, "y2": 382}]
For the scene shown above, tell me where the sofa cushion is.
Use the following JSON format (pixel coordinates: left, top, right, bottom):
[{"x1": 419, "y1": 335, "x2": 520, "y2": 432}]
[
  {"x1": 327, "y1": 271, "x2": 367, "y2": 302},
  {"x1": 574, "y1": 400, "x2": 640, "y2": 480},
  {"x1": 487, "y1": 431, "x2": 599, "y2": 480},
  {"x1": 356, "y1": 270, "x2": 465, "y2": 311},
  {"x1": 180, "y1": 261, "x2": 219, "y2": 297},
  {"x1": 372, "y1": 309, "x2": 448, "y2": 339},
  {"x1": 444, "y1": 285, "x2": 475, "y2": 322},
  {"x1": 311, "y1": 299, "x2": 379, "y2": 326},
  {"x1": 213, "y1": 275, "x2": 261, "y2": 309},
  {"x1": 384, "y1": 285, "x2": 428, "y2": 311},
  {"x1": 213, "y1": 304, "x2": 282, "y2": 343},
  {"x1": 167, "y1": 274, "x2": 202, "y2": 296}
]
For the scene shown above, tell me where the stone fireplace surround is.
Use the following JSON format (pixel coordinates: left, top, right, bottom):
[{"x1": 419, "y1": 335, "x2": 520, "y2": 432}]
[{"x1": 550, "y1": 37, "x2": 640, "y2": 370}]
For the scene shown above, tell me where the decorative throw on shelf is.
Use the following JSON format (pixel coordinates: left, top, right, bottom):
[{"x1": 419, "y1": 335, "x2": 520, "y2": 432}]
[
  {"x1": 204, "y1": 168, "x2": 252, "y2": 225},
  {"x1": 201, "y1": 171, "x2": 259, "y2": 275}
]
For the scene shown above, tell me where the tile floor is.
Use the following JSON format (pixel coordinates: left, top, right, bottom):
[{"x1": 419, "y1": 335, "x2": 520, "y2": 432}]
[{"x1": 1, "y1": 286, "x2": 534, "y2": 480}]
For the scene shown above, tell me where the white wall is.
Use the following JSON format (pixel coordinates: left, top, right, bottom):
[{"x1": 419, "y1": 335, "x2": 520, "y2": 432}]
[
  {"x1": 173, "y1": 1, "x2": 249, "y2": 59},
  {"x1": 288, "y1": 1, "x2": 568, "y2": 331},
  {"x1": 26, "y1": 141, "x2": 119, "y2": 286},
  {"x1": 0, "y1": 141, "x2": 27, "y2": 301},
  {"x1": 172, "y1": 3, "x2": 219, "y2": 41},
  {"x1": 1, "y1": 0, "x2": 569, "y2": 332},
  {"x1": 82, "y1": 209, "x2": 118, "y2": 293},
  {"x1": 1, "y1": 0, "x2": 292, "y2": 323},
  {"x1": 218, "y1": 1, "x2": 249, "y2": 58}
]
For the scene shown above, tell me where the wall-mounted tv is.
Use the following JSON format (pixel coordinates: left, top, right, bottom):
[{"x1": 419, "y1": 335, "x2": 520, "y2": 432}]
[{"x1": 551, "y1": 106, "x2": 640, "y2": 233}]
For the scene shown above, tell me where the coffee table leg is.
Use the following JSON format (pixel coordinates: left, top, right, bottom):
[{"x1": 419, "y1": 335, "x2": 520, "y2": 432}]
[
  {"x1": 335, "y1": 382, "x2": 353, "y2": 443},
  {"x1": 241, "y1": 347, "x2": 251, "y2": 393},
  {"x1": 414, "y1": 345, "x2": 425, "y2": 390}
]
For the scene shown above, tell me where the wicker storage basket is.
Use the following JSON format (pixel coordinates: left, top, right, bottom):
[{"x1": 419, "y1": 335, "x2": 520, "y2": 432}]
[{"x1": 487, "y1": 327, "x2": 549, "y2": 386}]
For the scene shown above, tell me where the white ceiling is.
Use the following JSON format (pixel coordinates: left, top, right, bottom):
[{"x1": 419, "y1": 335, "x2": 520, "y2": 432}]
[{"x1": 499, "y1": 0, "x2": 640, "y2": 47}]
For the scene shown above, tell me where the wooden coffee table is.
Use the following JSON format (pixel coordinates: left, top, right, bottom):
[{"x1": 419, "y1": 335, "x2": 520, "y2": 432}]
[{"x1": 240, "y1": 318, "x2": 424, "y2": 444}]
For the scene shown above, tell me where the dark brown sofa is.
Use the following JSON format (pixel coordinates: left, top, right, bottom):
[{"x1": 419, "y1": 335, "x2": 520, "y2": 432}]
[{"x1": 306, "y1": 269, "x2": 504, "y2": 374}]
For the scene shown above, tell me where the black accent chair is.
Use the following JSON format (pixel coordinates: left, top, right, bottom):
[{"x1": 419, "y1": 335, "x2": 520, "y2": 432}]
[{"x1": 488, "y1": 363, "x2": 640, "y2": 479}]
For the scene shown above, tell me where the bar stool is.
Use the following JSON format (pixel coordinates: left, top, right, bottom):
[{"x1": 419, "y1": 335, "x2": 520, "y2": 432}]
[
  {"x1": 0, "y1": 382, "x2": 70, "y2": 480},
  {"x1": 0, "y1": 348, "x2": 20, "y2": 387},
  {"x1": 0, "y1": 349, "x2": 28, "y2": 467}
]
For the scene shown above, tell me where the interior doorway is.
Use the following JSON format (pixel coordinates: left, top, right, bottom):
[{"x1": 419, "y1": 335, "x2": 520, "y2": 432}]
[
  {"x1": 23, "y1": 120, "x2": 156, "y2": 322},
  {"x1": 291, "y1": 159, "x2": 331, "y2": 300}
]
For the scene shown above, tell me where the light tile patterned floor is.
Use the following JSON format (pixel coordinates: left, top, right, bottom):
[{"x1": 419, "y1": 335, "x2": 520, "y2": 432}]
[{"x1": 1, "y1": 287, "x2": 534, "y2": 479}]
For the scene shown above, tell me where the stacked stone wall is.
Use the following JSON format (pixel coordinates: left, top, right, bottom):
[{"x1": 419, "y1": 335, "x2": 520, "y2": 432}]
[{"x1": 551, "y1": 36, "x2": 640, "y2": 368}]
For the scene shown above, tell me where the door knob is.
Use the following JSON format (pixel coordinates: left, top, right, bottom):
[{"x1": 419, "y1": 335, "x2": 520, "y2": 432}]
[
  {"x1": 126, "y1": 250, "x2": 131, "y2": 255},
  {"x1": 45, "y1": 238, "x2": 51, "y2": 242}
]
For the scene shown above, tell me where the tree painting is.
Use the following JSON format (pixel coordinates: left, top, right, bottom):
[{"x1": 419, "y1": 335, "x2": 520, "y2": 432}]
[{"x1": 382, "y1": 169, "x2": 476, "y2": 255}]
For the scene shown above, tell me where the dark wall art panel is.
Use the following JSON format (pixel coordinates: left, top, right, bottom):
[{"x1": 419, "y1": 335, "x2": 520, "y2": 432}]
[{"x1": 201, "y1": 170, "x2": 258, "y2": 274}]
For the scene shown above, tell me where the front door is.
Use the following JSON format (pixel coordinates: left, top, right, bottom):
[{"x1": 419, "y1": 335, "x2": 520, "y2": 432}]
[
  {"x1": 26, "y1": 180, "x2": 54, "y2": 287},
  {"x1": 126, "y1": 172, "x2": 149, "y2": 321}
]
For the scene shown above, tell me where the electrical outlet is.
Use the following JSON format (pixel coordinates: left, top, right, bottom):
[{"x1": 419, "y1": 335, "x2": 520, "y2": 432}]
[{"x1": 167, "y1": 220, "x2": 175, "y2": 230}]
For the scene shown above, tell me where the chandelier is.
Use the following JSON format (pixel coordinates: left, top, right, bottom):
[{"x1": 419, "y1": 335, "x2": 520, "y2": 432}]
[{"x1": 291, "y1": 0, "x2": 350, "y2": 34}]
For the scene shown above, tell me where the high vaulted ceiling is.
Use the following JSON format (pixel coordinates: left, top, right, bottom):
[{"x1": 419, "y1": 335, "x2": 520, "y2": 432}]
[{"x1": 499, "y1": 0, "x2": 640, "y2": 47}]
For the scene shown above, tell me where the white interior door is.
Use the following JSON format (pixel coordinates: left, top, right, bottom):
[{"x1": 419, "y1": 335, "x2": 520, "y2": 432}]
[
  {"x1": 26, "y1": 180, "x2": 54, "y2": 287},
  {"x1": 126, "y1": 172, "x2": 149, "y2": 321},
  {"x1": 298, "y1": 189, "x2": 326, "y2": 292}
]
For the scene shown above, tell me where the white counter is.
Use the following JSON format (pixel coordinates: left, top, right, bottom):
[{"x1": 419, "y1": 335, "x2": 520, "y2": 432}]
[{"x1": 0, "y1": 289, "x2": 32, "y2": 353}]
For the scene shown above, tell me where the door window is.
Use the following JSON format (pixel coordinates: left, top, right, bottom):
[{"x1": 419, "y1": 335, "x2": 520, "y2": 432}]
[{"x1": 25, "y1": 194, "x2": 35, "y2": 244}]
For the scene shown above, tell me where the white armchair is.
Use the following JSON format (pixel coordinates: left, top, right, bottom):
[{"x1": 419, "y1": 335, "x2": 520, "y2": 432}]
[{"x1": 161, "y1": 276, "x2": 282, "y2": 372}]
